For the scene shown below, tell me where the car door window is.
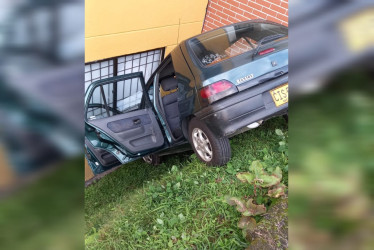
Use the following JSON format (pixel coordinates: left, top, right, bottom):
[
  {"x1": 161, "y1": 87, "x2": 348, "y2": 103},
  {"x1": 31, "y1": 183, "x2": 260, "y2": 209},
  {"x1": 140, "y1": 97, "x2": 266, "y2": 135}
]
[
  {"x1": 86, "y1": 77, "x2": 144, "y2": 120},
  {"x1": 85, "y1": 72, "x2": 165, "y2": 158}
]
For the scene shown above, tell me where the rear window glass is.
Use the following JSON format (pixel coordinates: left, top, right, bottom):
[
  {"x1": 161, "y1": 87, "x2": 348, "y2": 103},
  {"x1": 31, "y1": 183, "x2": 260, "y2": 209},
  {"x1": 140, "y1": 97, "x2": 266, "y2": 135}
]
[{"x1": 188, "y1": 22, "x2": 288, "y2": 67}]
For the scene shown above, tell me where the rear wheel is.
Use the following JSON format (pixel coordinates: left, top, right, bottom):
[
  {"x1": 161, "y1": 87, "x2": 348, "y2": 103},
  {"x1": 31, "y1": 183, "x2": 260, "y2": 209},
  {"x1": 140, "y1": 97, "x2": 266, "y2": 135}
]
[
  {"x1": 142, "y1": 154, "x2": 161, "y2": 165},
  {"x1": 188, "y1": 117, "x2": 231, "y2": 166}
]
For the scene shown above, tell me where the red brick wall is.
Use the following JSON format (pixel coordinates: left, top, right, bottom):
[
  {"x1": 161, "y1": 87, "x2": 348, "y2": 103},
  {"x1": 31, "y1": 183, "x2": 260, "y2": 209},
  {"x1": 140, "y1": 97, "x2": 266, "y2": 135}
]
[{"x1": 202, "y1": 0, "x2": 288, "y2": 32}]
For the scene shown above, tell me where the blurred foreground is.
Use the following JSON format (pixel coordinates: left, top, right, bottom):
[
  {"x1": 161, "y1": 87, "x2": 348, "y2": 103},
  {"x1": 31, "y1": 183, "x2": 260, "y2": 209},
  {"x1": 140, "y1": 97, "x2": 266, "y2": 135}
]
[
  {"x1": 0, "y1": 0, "x2": 84, "y2": 195},
  {"x1": 290, "y1": 71, "x2": 374, "y2": 249},
  {"x1": 0, "y1": 0, "x2": 84, "y2": 249},
  {"x1": 289, "y1": 0, "x2": 373, "y2": 249}
]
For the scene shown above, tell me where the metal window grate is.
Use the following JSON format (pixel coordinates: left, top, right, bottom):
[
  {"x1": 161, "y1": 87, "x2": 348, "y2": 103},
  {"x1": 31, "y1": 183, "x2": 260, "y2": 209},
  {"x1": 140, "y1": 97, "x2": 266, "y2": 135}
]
[
  {"x1": 85, "y1": 48, "x2": 164, "y2": 119},
  {"x1": 85, "y1": 48, "x2": 163, "y2": 91}
]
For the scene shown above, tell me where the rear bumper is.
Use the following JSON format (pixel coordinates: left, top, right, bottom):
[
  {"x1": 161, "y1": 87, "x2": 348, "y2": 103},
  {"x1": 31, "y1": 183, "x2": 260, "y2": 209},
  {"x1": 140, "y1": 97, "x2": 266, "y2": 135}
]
[{"x1": 195, "y1": 74, "x2": 288, "y2": 137}]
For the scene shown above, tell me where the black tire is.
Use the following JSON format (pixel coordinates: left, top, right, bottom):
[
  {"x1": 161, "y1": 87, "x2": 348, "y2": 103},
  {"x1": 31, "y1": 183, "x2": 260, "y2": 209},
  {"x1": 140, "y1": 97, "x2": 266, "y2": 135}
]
[
  {"x1": 142, "y1": 154, "x2": 161, "y2": 165},
  {"x1": 188, "y1": 117, "x2": 231, "y2": 166}
]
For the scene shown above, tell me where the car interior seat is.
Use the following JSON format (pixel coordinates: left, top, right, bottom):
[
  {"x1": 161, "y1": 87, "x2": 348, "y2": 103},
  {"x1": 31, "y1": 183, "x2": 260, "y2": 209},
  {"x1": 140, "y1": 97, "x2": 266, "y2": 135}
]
[{"x1": 159, "y1": 63, "x2": 182, "y2": 139}]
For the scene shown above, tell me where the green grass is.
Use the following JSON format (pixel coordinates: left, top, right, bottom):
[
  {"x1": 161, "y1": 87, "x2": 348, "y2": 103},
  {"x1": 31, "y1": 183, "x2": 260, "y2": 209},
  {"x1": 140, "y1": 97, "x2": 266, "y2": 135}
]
[{"x1": 85, "y1": 117, "x2": 288, "y2": 249}]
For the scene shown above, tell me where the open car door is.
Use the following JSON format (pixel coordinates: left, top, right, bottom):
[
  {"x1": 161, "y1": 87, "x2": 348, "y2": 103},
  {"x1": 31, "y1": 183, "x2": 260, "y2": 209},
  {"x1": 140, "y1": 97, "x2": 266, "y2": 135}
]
[{"x1": 85, "y1": 72, "x2": 166, "y2": 175}]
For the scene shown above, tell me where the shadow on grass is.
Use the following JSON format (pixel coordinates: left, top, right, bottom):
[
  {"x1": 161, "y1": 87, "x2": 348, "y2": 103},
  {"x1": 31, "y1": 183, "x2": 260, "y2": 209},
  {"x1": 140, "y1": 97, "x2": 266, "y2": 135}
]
[{"x1": 85, "y1": 150, "x2": 192, "y2": 213}]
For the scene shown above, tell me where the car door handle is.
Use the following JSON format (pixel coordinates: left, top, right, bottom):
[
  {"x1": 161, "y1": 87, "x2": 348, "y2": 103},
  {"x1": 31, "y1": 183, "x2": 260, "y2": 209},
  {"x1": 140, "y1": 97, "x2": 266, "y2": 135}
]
[{"x1": 133, "y1": 118, "x2": 141, "y2": 125}]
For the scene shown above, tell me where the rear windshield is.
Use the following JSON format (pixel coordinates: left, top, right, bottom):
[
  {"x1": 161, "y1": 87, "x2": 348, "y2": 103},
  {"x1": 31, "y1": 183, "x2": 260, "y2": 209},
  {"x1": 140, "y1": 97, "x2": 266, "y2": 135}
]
[{"x1": 188, "y1": 21, "x2": 288, "y2": 67}]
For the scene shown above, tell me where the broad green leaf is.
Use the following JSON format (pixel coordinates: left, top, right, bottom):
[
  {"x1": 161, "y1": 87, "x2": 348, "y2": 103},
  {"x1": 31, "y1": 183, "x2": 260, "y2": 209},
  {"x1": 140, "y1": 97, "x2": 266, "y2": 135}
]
[
  {"x1": 178, "y1": 213, "x2": 185, "y2": 221},
  {"x1": 267, "y1": 183, "x2": 286, "y2": 198},
  {"x1": 171, "y1": 165, "x2": 178, "y2": 172},
  {"x1": 181, "y1": 232, "x2": 187, "y2": 240},
  {"x1": 273, "y1": 166, "x2": 283, "y2": 179},
  {"x1": 257, "y1": 174, "x2": 280, "y2": 187},
  {"x1": 156, "y1": 219, "x2": 164, "y2": 225},
  {"x1": 238, "y1": 216, "x2": 257, "y2": 231},
  {"x1": 244, "y1": 199, "x2": 266, "y2": 216},
  {"x1": 236, "y1": 172, "x2": 255, "y2": 183},
  {"x1": 226, "y1": 196, "x2": 246, "y2": 213},
  {"x1": 250, "y1": 160, "x2": 264, "y2": 176},
  {"x1": 275, "y1": 129, "x2": 283, "y2": 136},
  {"x1": 173, "y1": 182, "x2": 181, "y2": 189}
]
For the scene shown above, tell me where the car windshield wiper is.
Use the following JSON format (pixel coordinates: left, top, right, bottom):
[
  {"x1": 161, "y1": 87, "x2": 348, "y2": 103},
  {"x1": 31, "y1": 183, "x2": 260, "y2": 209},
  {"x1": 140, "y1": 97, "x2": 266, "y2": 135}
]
[{"x1": 252, "y1": 34, "x2": 286, "y2": 59}]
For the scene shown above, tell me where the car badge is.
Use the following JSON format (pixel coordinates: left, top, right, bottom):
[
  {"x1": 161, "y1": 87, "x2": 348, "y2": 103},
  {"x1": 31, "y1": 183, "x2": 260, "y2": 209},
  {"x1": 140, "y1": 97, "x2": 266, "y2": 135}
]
[
  {"x1": 271, "y1": 61, "x2": 277, "y2": 67},
  {"x1": 236, "y1": 74, "x2": 254, "y2": 84}
]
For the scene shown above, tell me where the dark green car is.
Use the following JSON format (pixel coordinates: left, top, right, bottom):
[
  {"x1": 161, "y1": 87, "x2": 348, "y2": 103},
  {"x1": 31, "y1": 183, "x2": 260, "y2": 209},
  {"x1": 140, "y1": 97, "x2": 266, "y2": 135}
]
[{"x1": 85, "y1": 20, "x2": 288, "y2": 175}]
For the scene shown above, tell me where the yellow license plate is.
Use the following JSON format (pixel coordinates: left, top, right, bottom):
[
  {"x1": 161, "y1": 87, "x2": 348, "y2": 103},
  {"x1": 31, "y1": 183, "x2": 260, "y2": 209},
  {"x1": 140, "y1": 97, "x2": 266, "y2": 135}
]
[
  {"x1": 340, "y1": 9, "x2": 374, "y2": 52},
  {"x1": 270, "y1": 84, "x2": 288, "y2": 107}
]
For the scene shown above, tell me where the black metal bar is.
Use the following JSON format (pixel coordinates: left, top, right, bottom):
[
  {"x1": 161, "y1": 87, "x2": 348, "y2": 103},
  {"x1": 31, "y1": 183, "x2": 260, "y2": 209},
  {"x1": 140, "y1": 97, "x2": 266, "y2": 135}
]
[
  {"x1": 89, "y1": 72, "x2": 144, "y2": 86},
  {"x1": 100, "y1": 85, "x2": 110, "y2": 117},
  {"x1": 112, "y1": 58, "x2": 118, "y2": 111},
  {"x1": 130, "y1": 56, "x2": 134, "y2": 97},
  {"x1": 89, "y1": 64, "x2": 93, "y2": 104},
  {"x1": 161, "y1": 47, "x2": 166, "y2": 60}
]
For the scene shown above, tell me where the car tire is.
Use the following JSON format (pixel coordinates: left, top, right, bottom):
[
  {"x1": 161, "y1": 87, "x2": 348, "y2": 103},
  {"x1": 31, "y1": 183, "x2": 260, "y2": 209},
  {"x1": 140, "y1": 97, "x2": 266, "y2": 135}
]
[
  {"x1": 188, "y1": 117, "x2": 231, "y2": 166},
  {"x1": 142, "y1": 154, "x2": 161, "y2": 165}
]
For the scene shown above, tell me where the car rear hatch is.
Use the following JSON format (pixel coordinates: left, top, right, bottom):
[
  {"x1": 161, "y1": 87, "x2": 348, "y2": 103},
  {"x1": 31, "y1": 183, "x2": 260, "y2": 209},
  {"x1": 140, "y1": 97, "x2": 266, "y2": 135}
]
[
  {"x1": 188, "y1": 20, "x2": 288, "y2": 93},
  {"x1": 203, "y1": 48, "x2": 288, "y2": 92}
]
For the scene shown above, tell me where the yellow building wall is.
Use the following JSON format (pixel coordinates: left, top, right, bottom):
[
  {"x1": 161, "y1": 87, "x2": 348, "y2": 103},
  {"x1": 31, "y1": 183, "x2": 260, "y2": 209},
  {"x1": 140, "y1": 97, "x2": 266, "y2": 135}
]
[{"x1": 85, "y1": 0, "x2": 208, "y2": 62}]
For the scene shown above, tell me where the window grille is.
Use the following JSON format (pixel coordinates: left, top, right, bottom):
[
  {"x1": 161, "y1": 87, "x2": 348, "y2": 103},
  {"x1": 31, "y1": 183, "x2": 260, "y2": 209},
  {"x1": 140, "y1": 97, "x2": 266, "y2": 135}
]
[{"x1": 85, "y1": 48, "x2": 164, "y2": 119}]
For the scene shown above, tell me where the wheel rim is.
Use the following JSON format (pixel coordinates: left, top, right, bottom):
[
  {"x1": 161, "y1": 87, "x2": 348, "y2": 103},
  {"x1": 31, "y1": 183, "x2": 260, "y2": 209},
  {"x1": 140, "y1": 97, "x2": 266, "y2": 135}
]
[
  {"x1": 192, "y1": 128, "x2": 213, "y2": 162},
  {"x1": 143, "y1": 155, "x2": 152, "y2": 164}
]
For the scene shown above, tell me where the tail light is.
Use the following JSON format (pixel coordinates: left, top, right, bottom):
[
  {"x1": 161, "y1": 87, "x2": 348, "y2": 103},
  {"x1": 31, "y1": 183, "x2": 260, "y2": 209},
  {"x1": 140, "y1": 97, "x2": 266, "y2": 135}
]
[
  {"x1": 200, "y1": 80, "x2": 237, "y2": 103},
  {"x1": 259, "y1": 48, "x2": 275, "y2": 56}
]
